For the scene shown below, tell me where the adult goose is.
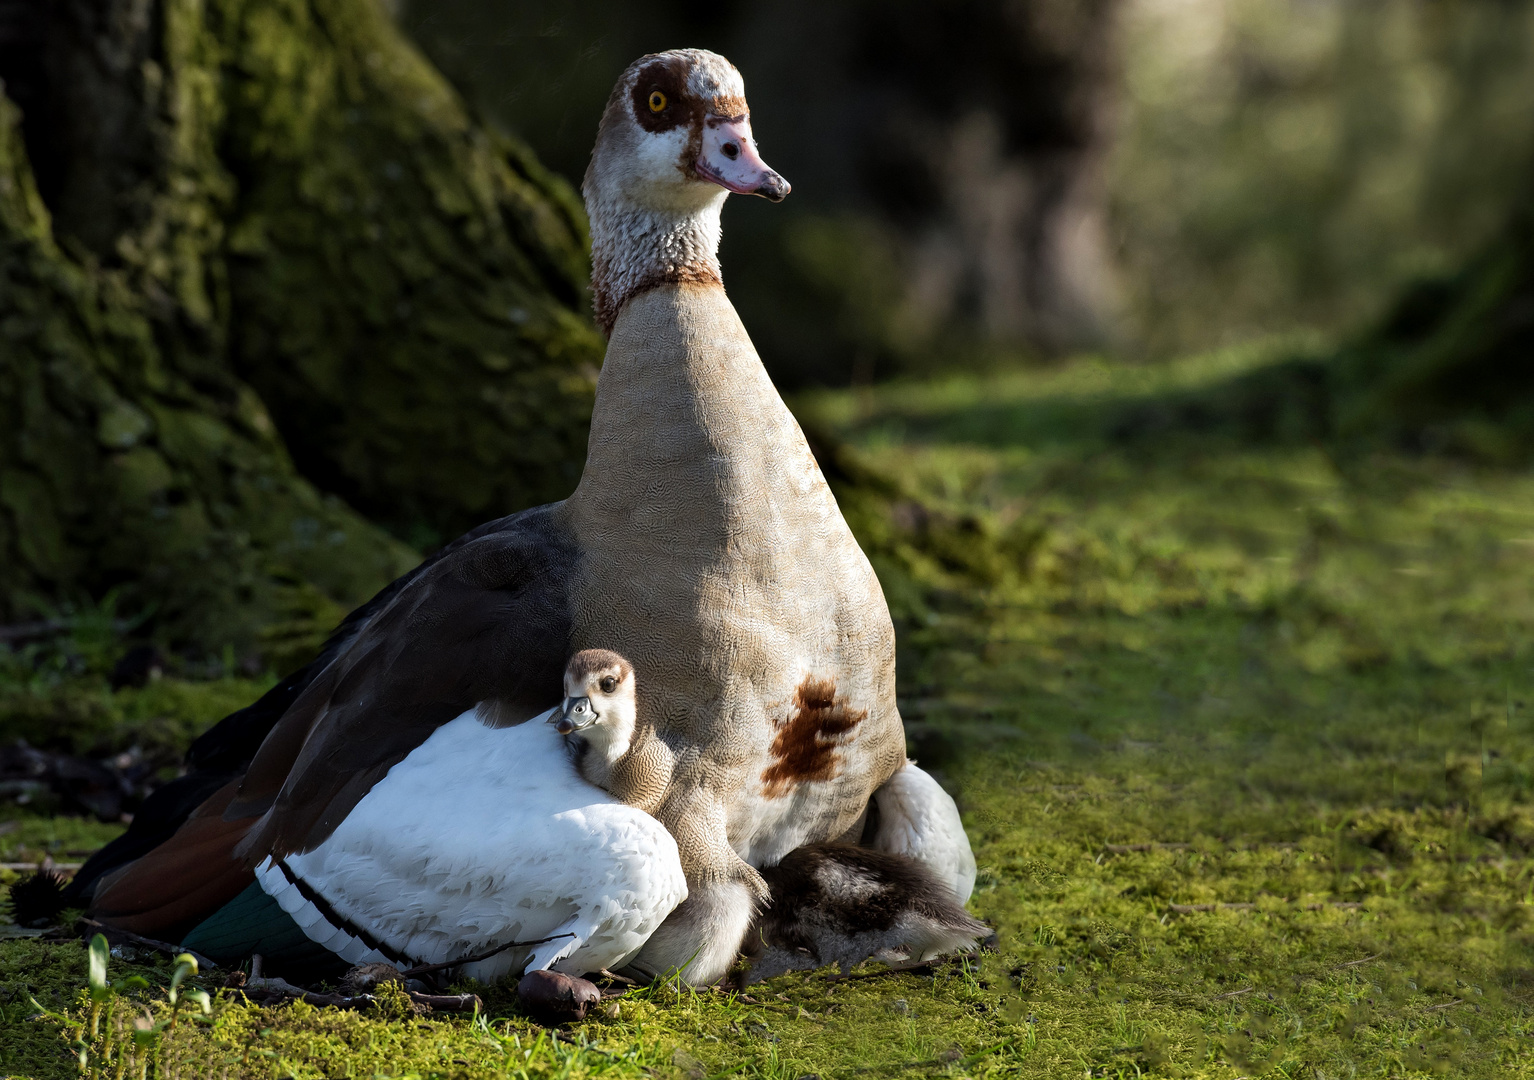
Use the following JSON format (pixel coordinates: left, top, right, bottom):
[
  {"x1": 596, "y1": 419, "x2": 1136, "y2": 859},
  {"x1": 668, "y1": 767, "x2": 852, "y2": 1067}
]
[{"x1": 84, "y1": 48, "x2": 969, "y2": 985}]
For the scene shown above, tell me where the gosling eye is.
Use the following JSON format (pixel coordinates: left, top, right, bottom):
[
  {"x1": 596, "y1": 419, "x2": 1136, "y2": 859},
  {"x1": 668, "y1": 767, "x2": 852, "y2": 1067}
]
[
  {"x1": 648, "y1": 89, "x2": 667, "y2": 113},
  {"x1": 599, "y1": 675, "x2": 618, "y2": 694}
]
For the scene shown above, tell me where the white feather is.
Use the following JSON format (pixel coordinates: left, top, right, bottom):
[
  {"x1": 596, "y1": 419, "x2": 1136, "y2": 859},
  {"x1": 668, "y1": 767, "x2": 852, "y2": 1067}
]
[
  {"x1": 254, "y1": 709, "x2": 688, "y2": 982},
  {"x1": 869, "y1": 762, "x2": 977, "y2": 903}
]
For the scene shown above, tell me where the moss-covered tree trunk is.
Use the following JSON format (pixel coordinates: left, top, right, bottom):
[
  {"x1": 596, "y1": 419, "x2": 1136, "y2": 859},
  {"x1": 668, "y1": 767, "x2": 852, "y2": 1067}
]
[{"x1": 0, "y1": 0, "x2": 602, "y2": 662}]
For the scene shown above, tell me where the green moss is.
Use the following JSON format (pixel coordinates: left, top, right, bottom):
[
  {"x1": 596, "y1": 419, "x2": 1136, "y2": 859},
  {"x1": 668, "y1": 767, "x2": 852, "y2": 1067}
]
[
  {"x1": 0, "y1": 674, "x2": 274, "y2": 763},
  {"x1": 6, "y1": 352, "x2": 1534, "y2": 1077},
  {"x1": 0, "y1": 84, "x2": 418, "y2": 662},
  {"x1": 210, "y1": 0, "x2": 604, "y2": 540}
]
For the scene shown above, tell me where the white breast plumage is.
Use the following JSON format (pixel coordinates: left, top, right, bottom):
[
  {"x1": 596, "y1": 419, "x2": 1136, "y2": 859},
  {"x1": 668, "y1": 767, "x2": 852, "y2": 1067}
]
[{"x1": 253, "y1": 709, "x2": 688, "y2": 982}]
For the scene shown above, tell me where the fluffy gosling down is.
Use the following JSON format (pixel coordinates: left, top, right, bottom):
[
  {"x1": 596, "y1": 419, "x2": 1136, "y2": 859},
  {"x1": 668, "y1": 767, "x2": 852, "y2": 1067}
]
[{"x1": 550, "y1": 650, "x2": 989, "y2": 986}]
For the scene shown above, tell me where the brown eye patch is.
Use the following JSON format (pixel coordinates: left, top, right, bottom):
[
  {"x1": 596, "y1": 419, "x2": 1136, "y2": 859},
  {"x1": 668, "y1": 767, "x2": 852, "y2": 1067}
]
[{"x1": 630, "y1": 59, "x2": 690, "y2": 133}]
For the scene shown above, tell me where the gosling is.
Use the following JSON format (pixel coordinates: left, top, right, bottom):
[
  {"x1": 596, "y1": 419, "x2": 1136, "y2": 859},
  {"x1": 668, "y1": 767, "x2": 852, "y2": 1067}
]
[{"x1": 548, "y1": 649, "x2": 674, "y2": 816}]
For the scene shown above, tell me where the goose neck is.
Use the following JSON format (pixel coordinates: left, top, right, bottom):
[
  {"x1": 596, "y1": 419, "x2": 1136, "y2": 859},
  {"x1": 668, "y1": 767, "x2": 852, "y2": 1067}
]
[{"x1": 588, "y1": 197, "x2": 725, "y2": 334}]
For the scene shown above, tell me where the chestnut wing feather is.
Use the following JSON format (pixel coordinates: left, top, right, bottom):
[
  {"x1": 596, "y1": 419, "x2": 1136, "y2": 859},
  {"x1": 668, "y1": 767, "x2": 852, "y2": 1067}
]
[{"x1": 229, "y1": 504, "x2": 577, "y2": 860}]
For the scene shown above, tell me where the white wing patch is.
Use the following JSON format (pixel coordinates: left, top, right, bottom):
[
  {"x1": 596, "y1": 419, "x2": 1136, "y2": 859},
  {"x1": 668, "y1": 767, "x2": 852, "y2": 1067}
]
[
  {"x1": 869, "y1": 761, "x2": 978, "y2": 903},
  {"x1": 255, "y1": 709, "x2": 688, "y2": 982}
]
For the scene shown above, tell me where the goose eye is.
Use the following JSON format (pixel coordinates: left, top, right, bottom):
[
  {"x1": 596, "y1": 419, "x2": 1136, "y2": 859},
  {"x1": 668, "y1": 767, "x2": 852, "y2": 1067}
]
[
  {"x1": 600, "y1": 675, "x2": 618, "y2": 694},
  {"x1": 648, "y1": 90, "x2": 667, "y2": 113}
]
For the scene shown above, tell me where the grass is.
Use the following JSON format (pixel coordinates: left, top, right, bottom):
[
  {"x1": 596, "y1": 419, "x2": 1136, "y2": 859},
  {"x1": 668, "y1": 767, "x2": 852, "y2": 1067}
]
[{"x1": 3, "y1": 344, "x2": 1533, "y2": 1077}]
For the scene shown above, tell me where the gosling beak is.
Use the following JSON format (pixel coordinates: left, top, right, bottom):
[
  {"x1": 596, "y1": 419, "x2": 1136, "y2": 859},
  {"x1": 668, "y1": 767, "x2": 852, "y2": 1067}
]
[
  {"x1": 549, "y1": 696, "x2": 598, "y2": 735},
  {"x1": 695, "y1": 115, "x2": 790, "y2": 202}
]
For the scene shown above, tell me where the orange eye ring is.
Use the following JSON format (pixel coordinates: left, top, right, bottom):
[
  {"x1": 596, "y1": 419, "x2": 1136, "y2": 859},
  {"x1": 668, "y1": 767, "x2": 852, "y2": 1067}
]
[{"x1": 648, "y1": 90, "x2": 667, "y2": 113}]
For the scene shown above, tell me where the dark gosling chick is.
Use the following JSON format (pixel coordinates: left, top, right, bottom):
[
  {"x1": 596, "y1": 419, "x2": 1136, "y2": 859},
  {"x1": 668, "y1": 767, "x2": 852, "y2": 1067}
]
[{"x1": 740, "y1": 843, "x2": 989, "y2": 984}]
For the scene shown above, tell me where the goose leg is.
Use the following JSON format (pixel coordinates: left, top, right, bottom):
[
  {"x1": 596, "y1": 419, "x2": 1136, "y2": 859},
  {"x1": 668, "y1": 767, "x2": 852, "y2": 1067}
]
[
  {"x1": 625, "y1": 874, "x2": 758, "y2": 985},
  {"x1": 628, "y1": 795, "x2": 765, "y2": 985}
]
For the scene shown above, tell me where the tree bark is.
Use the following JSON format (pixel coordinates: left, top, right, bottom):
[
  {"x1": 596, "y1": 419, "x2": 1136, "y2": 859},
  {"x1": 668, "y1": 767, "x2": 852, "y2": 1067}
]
[
  {"x1": 0, "y1": 0, "x2": 603, "y2": 659},
  {"x1": 0, "y1": 86, "x2": 414, "y2": 666}
]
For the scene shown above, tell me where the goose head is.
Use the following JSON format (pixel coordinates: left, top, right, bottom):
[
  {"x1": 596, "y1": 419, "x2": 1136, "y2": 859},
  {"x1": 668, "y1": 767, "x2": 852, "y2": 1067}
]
[
  {"x1": 550, "y1": 649, "x2": 638, "y2": 765},
  {"x1": 585, "y1": 49, "x2": 790, "y2": 332}
]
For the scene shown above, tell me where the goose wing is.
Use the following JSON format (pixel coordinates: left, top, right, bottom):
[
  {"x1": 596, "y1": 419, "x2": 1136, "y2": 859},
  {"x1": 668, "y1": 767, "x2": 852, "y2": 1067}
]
[
  {"x1": 870, "y1": 761, "x2": 977, "y2": 903},
  {"x1": 229, "y1": 503, "x2": 577, "y2": 861},
  {"x1": 259, "y1": 714, "x2": 688, "y2": 982},
  {"x1": 68, "y1": 508, "x2": 547, "y2": 905}
]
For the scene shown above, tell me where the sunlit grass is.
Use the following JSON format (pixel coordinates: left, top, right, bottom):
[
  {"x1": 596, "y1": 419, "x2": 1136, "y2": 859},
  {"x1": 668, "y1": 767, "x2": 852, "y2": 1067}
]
[{"x1": 3, "y1": 349, "x2": 1532, "y2": 1077}]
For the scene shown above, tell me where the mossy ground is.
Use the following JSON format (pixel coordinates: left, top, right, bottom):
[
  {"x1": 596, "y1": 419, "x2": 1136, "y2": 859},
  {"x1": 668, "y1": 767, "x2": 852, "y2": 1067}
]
[{"x1": 4, "y1": 347, "x2": 1533, "y2": 1078}]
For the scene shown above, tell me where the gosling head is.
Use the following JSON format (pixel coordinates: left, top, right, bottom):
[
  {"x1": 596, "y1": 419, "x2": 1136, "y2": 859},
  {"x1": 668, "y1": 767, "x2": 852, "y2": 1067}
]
[{"x1": 549, "y1": 649, "x2": 638, "y2": 764}]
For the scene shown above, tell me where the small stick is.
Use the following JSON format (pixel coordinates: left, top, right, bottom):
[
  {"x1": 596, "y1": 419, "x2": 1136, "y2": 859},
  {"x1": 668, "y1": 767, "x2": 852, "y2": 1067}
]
[
  {"x1": 76, "y1": 918, "x2": 216, "y2": 971},
  {"x1": 398, "y1": 932, "x2": 575, "y2": 979},
  {"x1": 1103, "y1": 843, "x2": 1191, "y2": 854},
  {"x1": 241, "y1": 973, "x2": 480, "y2": 1012},
  {"x1": 1333, "y1": 953, "x2": 1383, "y2": 969},
  {"x1": 1212, "y1": 987, "x2": 1253, "y2": 1000},
  {"x1": 825, "y1": 958, "x2": 938, "y2": 983},
  {"x1": 1423, "y1": 999, "x2": 1467, "y2": 1012}
]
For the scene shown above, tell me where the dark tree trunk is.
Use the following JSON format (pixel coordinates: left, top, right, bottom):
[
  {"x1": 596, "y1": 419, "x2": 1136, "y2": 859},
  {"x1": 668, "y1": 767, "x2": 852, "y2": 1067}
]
[{"x1": 0, "y1": 0, "x2": 601, "y2": 661}]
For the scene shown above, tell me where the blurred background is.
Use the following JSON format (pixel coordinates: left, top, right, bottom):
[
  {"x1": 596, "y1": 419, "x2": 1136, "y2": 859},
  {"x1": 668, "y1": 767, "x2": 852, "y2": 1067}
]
[
  {"x1": 3, "y1": 7, "x2": 1534, "y2": 1069},
  {"x1": 403, "y1": 0, "x2": 1534, "y2": 381}
]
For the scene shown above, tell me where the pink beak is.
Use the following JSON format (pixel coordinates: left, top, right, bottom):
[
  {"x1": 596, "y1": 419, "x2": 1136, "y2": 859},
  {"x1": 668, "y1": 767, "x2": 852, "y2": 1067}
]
[{"x1": 695, "y1": 115, "x2": 790, "y2": 202}]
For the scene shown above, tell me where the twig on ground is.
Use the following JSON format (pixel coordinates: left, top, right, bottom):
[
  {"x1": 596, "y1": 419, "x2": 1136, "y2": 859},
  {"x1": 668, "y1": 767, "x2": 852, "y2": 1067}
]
[
  {"x1": 1212, "y1": 987, "x2": 1254, "y2": 1000},
  {"x1": 1103, "y1": 843, "x2": 1191, "y2": 854},
  {"x1": 825, "y1": 958, "x2": 938, "y2": 983},
  {"x1": 76, "y1": 918, "x2": 215, "y2": 971},
  {"x1": 1, "y1": 862, "x2": 81, "y2": 873},
  {"x1": 398, "y1": 932, "x2": 575, "y2": 980},
  {"x1": 236, "y1": 971, "x2": 481, "y2": 1013},
  {"x1": 1333, "y1": 953, "x2": 1383, "y2": 969},
  {"x1": 1168, "y1": 899, "x2": 1366, "y2": 915},
  {"x1": 1423, "y1": 999, "x2": 1468, "y2": 1012}
]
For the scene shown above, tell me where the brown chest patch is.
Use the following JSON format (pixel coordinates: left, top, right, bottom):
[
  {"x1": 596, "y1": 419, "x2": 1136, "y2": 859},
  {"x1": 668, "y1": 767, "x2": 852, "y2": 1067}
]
[
  {"x1": 597, "y1": 263, "x2": 724, "y2": 334},
  {"x1": 760, "y1": 677, "x2": 867, "y2": 798}
]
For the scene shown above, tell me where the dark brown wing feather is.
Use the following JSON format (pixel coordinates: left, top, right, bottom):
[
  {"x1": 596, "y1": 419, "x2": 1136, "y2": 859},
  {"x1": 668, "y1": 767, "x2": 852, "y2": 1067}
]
[
  {"x1": 90, "y1": 781, "x2": 256, "y2": 940},
  {"x1": 228, "y1": 504, "x2": 576, "y2": 860}
]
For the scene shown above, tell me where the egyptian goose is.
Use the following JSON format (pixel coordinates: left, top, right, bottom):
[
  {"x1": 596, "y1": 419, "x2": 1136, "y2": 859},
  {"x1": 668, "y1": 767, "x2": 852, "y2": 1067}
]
[{"x1": 85, "y1": 48, "x2": 968, "y2": 987}]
